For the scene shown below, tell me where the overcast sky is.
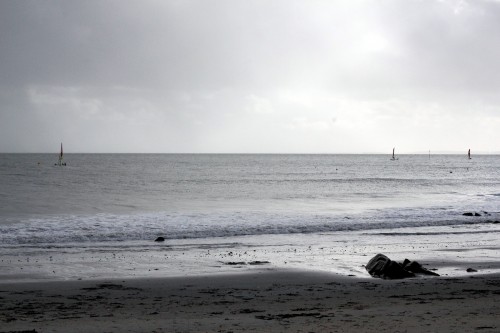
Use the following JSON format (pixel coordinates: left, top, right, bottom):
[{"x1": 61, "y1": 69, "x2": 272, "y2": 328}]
[{"x1": 1, "y1": 0, "x2": 499, "y2": 153}]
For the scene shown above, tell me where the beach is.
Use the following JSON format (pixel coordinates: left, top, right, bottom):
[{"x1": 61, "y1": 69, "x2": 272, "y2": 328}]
[
  {"x1": 1, "y1": 222, "x2": 500, "y2": 333},
  {"x1": 1, "y1": 269, "x2": 499, "y2": 333}
]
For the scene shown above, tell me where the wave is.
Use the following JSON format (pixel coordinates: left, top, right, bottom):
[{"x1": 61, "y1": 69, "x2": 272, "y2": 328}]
[{"x1": 0, "y1": 209, "x2": 497, "y2": 246}]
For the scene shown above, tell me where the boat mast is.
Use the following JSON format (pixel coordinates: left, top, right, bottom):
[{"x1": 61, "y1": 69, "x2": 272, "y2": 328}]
[{"x1": 58, "y1": 143, "x2": 63, "y2": 166}]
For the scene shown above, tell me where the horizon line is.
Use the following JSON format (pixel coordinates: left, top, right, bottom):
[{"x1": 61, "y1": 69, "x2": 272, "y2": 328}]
[{"x1": 2, "y1": 151, "x2": 499, "y2": 155}]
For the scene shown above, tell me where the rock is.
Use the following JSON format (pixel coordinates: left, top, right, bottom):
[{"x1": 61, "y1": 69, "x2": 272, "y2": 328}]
[
  {"x1": 366, "y1": 254, "x2": 440, "y2": 279},
  {"x1": 154, "y1": 237, "x2": 165, "y2": 242},
  {"x1": 463, "y1": 212, "x2": 482, "y2": 217},
  {"x1": 248, "y1": 260, "x2": 270, "y2": 265},
  {"x1": 402, "y1": 259, "x2": 440, "y2": 276},
  {"x1": 226, "y1": 261, "x2": 246, "y2": 265},
  {"x1": 466, "y1": 268, "x2": 478, "y2": 273},
  {"x1": 365, "y1": 254, "x2": 415, "y2": 279}
]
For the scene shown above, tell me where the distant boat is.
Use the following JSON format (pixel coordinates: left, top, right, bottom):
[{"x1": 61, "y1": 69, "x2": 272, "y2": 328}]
[
  {"x1": 468, "y1": 149, "x2": 471, "y2": 160},
  {"x1": 390, "y1": 147, "x2": 398, "y2": 160},
  {"x1": 56, "y1": 143, "x2": 66, "y2": 166}
]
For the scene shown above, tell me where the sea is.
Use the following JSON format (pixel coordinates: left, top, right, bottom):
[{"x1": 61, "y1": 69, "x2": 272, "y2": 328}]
[{"x1": 1, "y1": 154, "x2": 499, "y2": 282}]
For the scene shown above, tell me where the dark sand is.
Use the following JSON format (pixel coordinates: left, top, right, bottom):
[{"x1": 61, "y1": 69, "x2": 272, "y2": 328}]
[{"x1": 1, "y1": 269, "x2": 499, "y2": 333}]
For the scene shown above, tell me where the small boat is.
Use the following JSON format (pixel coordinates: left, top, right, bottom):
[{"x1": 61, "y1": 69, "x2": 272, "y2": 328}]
[
  {"x1": 468, "y1": 149, "x2": 471, "y2": 160},
  {"x1": 56, "y1": 143, "x2": 66, "y2": 166},
  {"x1": 390, "y1": 147, "x2": 398, "y2": 160}
]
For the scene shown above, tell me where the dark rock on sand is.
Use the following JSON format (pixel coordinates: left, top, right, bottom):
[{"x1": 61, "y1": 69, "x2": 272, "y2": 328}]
[
  {"x1": 366, "y1": 254, "x2": 440, "y2": 279},
  {"x1": 365, "y1": 254, "x2": 415, "y2": 279},
  {"x1": 402, "y1": 259, "x2": 440, "y2": 276},
  {"x1": 226, "y1": 261, "x2": 247, "y2": 265},
  {"x1": 466, "y1": 268, "x2": 478, "y2": 273},
  {"x1": 463, "y1": 212, "x2": 481, "y2": 217},
  {"x1": 248, "y1": 261, "x2": 270, "y2": 265},
  {"x1": 224, "y1": 261, "x2": 270, "y2": 266},
  {"x1": 154, "y1": 237, "x2": 165, "y2": 242}
]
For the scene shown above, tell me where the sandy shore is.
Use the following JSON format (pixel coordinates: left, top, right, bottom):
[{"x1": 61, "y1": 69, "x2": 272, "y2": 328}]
[{"x1": 1, "y1": 269, "x2": 499, "y2": 333}]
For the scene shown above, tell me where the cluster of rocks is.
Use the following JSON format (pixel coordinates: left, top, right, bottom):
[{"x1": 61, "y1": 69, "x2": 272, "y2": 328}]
[
  {"x1": 225, "y1": 260, "x2": 270, "y2": 266},
  {"x1": 462, "y1": 211, "x2": 499, "y2": 223},
  {"x1": 365, "y1": 253, "x2": 440, "y2": 279},
  {"x1": 463, "y1": 212, "x2": 484, "y2": 217}
]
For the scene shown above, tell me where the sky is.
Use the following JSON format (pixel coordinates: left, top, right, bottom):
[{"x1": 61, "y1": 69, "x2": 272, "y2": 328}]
[{"x1": 1, "y1": 0, "x2": 499, "y2": 154}]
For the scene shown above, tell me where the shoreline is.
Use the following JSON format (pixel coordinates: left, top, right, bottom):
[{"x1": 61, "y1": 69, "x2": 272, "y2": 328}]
[
  {"x1": 1, "y1": 269, "x2": 499, "y2": 333},
  {"x1": 2, "y1": 221, "x2": 500, "y2": 284}
]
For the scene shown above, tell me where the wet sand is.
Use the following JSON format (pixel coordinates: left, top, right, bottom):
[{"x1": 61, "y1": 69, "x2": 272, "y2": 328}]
[{"x1": 1, "y1": 269, "x2": 499, "y2": 333}]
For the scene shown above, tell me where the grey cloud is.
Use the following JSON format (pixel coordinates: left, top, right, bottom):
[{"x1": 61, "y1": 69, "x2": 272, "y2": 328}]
[
  {"x1": 1, "y1": 0, "x2": 500, "y2": 153},
  {"x1": 4, "y1": 0, "x2": 500, "y2": 93}
]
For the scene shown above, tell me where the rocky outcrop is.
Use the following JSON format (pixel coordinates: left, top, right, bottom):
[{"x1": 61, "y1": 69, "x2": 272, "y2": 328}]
[
  {"x1": 463, "y1": 212, "x2": 482, "y2": 216},
  {"x1": 402, "y1": 259, "x2": 440, "y2": 276},
  {"x1": 365, "y1": 254, "x2": 414, "y2": 279},
  {"x1": 366, "y1": 254, "x2": 440, "y2": 279}
]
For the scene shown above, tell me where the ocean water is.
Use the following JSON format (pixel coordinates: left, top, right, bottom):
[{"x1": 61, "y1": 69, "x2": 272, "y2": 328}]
[{"x1": 1, "y1": 154, "x2": 499, "y2": 281}]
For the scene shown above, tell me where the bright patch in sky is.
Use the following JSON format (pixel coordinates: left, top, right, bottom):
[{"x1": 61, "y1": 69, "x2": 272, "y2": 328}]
[{"x1": 0, "y1": 0, "x2": 499, "y2": 153}]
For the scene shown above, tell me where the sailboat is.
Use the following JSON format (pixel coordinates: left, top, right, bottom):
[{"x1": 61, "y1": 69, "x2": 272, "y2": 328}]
[
  {"x1": 468, "y1": 149, "x2": 471, "y2": 160},
  {"x1": 56, "y1": 143, "x2": 66, "y2": 166},
  {"x1": 390, "y1": 147, "x2": 398, "y2": 160}
]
